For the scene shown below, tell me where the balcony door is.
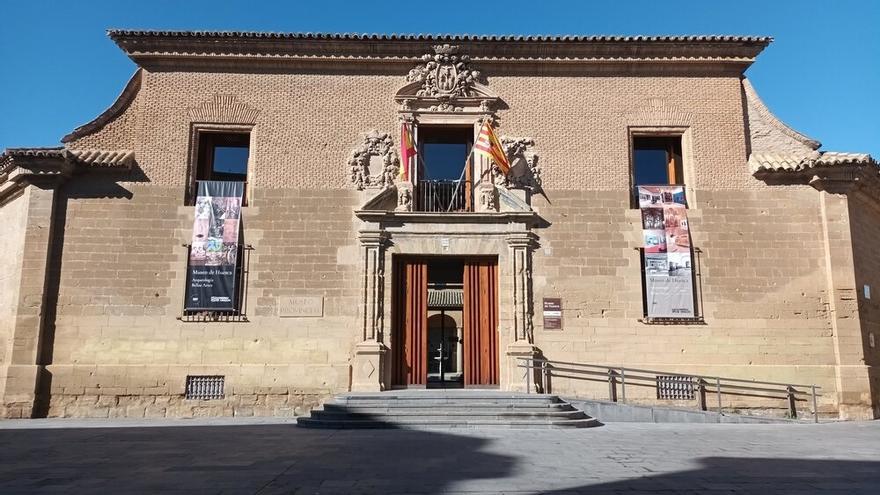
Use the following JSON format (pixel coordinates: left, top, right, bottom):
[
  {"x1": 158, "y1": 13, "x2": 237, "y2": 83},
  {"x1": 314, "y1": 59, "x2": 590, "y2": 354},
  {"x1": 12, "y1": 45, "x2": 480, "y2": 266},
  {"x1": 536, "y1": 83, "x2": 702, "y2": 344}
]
[{"x1": 416, "y1": 125, "x2": 473, "y2": 212}]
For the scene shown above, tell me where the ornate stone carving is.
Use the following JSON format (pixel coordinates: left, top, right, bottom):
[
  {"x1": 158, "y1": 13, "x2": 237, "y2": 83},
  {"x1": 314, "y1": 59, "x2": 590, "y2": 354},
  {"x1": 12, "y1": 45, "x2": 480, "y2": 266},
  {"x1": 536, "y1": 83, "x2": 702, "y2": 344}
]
[
  {"x1": 396, "y1": 182, "x2": 413, "y2": 212},
  {"x1": 349, "y1": 130, "x2": 400, "y2": 190},
  {"x1": 428, "y1": 99, "x2": 463, "y2": 112},
  {"x1": 476, "y1": 182, "x2": 498, "y2": 212},
  {"x1": 406, "y1": 45, "x2": 482, "y2": 98},
  {"x1": 493, "y1": 137, "x2": 542, "y2": 191}
]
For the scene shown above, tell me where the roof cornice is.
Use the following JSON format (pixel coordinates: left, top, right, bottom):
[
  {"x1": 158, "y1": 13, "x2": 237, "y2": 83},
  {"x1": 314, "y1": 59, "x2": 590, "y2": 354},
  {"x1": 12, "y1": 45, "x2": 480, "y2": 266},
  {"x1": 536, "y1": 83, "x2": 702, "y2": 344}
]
[
  {"x1": 0, "y1": 147, "x2": 135, "y2": 206},
  {"x1": 107, "y1": 30, "x2": 772, "y2": 74}
]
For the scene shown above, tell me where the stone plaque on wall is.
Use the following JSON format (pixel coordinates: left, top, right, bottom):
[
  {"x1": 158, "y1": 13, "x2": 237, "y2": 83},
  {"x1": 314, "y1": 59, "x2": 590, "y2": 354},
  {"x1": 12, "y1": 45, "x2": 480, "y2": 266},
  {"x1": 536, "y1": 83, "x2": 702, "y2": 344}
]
[{"x1": 279, "y1": 296, "x2": 324, "y2": 317}]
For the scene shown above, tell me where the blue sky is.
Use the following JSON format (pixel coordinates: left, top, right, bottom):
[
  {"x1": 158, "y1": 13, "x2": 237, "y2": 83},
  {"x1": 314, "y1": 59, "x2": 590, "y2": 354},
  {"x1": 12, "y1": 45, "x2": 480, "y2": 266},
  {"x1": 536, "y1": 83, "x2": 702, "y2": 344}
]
[{"x1": 1, "y1": 0, "x2": 877, "y2": 156}]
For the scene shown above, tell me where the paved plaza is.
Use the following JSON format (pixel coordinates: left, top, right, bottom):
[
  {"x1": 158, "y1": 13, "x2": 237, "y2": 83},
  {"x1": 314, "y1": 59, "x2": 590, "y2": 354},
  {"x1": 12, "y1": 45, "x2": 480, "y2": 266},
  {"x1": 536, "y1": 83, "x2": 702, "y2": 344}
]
[{"x1": 0, "y1": 418, "x2": 878, "y2": 494}]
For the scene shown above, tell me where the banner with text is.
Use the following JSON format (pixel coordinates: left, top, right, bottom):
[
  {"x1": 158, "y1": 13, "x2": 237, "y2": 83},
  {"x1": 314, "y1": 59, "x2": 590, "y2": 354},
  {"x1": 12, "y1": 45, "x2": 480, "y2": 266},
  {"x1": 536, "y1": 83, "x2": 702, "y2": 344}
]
[
  {"x1": 185, "y1": 180, "x2": 244, "y2": 311},
  {"x1": 638, "y1": 185, "x2": 695, "y2": 318}
]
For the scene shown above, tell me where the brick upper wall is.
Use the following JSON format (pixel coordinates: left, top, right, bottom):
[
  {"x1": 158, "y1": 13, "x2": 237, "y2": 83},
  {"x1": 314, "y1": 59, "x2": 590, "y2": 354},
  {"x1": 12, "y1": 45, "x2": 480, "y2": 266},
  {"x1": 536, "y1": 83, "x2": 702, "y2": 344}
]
[{"x1": 65, "y1": 69, "x2": 753, "y2": 191}]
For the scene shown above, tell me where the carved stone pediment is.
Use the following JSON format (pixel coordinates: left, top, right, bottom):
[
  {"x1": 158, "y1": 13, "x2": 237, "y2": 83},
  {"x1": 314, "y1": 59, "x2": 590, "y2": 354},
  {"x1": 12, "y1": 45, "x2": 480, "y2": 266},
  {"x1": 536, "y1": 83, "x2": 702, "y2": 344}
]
[
  {"x1": 406, "y1": 44, "x2": 482, "y2": 97},
  {"x1": 349, "y1": 130, "x2": 400, "y2": 190},
  {"x1": 395, "y1": 45, "x2": 500, "y2": 114}
]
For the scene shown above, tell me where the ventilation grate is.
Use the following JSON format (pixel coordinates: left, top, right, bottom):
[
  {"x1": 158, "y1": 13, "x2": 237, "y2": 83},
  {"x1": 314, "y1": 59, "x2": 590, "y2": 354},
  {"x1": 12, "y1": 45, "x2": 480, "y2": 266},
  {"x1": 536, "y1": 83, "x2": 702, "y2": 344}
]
[
  {"x1": 185, "y1": 375, "x2": 225, "y2": 400},
  {"x1": 656, "y1": 375, "x2": 695, "y2": 400}
]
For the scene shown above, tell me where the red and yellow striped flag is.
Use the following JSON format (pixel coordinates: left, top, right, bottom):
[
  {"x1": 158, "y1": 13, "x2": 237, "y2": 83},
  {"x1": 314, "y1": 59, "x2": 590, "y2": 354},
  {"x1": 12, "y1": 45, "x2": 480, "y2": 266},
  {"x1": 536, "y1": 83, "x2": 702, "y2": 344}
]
[
  {"x1": 399, "y1": 122, "x2": 416, "y2": 181},
  {"x1": 474, "y1": 120, "x2": 510, "y2": 174}
]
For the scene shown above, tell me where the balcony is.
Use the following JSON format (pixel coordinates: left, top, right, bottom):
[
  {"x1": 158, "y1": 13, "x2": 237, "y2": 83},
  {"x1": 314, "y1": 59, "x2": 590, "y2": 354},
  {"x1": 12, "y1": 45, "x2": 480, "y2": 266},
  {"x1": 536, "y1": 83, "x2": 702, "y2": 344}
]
[{"x1": 416, "y1": 180, "x2": 471, "y2": 212}]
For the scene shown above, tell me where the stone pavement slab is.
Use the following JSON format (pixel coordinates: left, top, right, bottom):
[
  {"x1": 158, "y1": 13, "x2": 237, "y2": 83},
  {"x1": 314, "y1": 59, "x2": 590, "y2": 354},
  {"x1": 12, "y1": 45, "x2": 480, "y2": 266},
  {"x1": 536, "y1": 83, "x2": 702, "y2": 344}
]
[{"x1": 0, "y1": 419, "x2": 878, "y2": 494}]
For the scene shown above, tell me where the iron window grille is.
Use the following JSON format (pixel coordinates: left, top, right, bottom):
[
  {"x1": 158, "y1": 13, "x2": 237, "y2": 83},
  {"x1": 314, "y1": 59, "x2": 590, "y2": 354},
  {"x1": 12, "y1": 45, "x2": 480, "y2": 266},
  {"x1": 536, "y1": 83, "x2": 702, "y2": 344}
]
[
  {"x1": 656, "y1": 375, "x2": 696, "y2": 400},
  {"x1": 179, "y1": 244, "x2": 252, "y2": 322},
  {"x1": 185, "y1": 375, "x2": 225, "y2": 400}
]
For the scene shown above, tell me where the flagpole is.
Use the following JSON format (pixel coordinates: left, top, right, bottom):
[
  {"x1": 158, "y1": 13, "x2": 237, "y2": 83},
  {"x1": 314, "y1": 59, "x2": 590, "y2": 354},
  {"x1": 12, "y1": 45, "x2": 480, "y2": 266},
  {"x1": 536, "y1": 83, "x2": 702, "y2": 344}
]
[{"x1": 446, "y1": 155, "x2": 470, "y2": 212}]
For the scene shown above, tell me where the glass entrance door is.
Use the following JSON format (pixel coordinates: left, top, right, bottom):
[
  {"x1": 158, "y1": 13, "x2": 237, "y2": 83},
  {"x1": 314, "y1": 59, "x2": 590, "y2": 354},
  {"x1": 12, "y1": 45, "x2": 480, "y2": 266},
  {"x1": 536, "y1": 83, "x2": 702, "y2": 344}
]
[{"x1": 426, "y1": 310, "x2": 463, "y2": 388}]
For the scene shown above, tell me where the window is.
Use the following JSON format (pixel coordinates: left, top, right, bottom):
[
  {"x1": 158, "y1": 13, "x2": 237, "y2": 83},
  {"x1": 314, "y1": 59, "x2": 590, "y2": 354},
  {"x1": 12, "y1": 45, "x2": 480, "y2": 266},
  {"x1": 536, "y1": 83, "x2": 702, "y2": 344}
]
[
  {"x1": 416, "y1": 126, "x2": 473, "y2": 212},
  {"x1": 632, "y1": 136, "x2": 683, "y2": 187},
  {"x1": 192, "y1": 131, "x2": 250, "y2": 204}
]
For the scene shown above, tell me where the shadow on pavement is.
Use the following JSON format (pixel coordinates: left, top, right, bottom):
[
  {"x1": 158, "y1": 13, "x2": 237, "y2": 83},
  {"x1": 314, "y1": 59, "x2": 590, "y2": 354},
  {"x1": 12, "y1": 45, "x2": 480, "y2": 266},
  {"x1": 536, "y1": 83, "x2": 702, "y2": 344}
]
[{"x1": 0, "y1": 421, "x2": 878, "y2": 494}]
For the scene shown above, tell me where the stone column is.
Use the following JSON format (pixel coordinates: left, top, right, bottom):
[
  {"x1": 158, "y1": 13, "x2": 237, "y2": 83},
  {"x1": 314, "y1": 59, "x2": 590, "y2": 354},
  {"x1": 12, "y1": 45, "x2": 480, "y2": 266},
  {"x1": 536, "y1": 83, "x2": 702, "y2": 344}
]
[
  {"x1": 351, "y1": 230, "x2": 388, "y2": 392},
  {"x1": 503, "y1": 232, "x2": 540, "y2": 392}
]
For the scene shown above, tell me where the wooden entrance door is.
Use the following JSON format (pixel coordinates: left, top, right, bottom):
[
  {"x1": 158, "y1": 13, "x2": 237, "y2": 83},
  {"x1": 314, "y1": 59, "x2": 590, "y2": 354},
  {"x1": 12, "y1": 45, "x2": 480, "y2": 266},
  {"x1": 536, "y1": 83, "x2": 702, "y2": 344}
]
[
  {"x1": 463, "y1": 259, "x2": 499, "y2": 386},
  {"x1": 393, "y1": 257, "x2": 498, "y2": 387},
  {"x1": 393, "y1": 259, "x2": 428, "y2": 386}
]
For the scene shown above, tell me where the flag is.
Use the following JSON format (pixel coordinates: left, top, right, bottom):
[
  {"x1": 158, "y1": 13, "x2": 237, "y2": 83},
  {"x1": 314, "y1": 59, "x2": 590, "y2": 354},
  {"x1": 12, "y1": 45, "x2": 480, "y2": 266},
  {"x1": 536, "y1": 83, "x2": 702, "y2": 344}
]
[
  {"x1": 474, "y1": 120, "x2": 510, "y2": 174},
  {"x1": 399, "y1": 122, "x2": 416, "y2": 181}
]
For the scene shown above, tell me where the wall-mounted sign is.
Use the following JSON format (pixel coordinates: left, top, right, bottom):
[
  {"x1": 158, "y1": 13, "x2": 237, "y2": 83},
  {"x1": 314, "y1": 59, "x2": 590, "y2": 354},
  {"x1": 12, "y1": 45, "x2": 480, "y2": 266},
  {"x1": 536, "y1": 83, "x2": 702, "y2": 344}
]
[
  {"x1": 638, "y1": 185, "x2": 695, "y2": 318},
  {"x1": 279, "y1": 296, "x2": 324, "y2": 317},
  {"x1": 185, "y1": 180, "x2": 244, "y2": 311},
  {"x1": 543, "y1": 298, "x2": 563, "y2": 330}
]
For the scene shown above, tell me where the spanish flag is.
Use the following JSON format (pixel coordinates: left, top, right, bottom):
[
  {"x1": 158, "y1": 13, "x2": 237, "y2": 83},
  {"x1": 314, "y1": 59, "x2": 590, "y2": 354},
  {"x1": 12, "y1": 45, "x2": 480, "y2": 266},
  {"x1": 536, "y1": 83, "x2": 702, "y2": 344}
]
[
  {"x1": 399, "y1": 122, "x2": 416, "y2": 181},
  {"x1": 474, "y1": 120, "x2": 510, "y2": 174}
]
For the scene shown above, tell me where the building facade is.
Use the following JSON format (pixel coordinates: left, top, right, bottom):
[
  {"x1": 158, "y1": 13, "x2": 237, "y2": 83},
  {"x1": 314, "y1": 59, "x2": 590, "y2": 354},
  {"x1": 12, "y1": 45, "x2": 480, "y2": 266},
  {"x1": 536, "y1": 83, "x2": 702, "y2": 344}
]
[{"x1": 1, "y1": 31, "x2": 878, "y2": 420}]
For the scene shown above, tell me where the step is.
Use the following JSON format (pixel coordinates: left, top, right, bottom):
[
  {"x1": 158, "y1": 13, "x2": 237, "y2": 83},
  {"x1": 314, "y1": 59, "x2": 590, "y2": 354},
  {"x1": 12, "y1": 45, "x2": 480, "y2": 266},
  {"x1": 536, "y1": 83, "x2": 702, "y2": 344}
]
[
  {"x1": 325, "y1": 401, "x2": 570, "y2": 409},
  {"x1": 296, "y1": 417, "x2": 601, "y2": 429},
  {"x1": 296, "y1": 392, "x2": 601, "y2": 429},
  {"x1": 310, "y1": 410, "x2": 589, "y2": 420},
  {"x1": 321, "y1": 404, "x2": 576, "y2": 413},
  {"x1": 336, "y1": 390, "x2": 561, "y2": 402}
]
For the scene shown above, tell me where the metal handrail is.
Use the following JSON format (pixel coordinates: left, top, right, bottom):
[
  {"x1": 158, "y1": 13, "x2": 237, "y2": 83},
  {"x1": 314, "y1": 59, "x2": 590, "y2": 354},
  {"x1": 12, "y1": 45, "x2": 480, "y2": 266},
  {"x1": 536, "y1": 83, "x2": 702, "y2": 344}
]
[{"x1": 517, "y1": 357, "x2": 821, "y2": 423}]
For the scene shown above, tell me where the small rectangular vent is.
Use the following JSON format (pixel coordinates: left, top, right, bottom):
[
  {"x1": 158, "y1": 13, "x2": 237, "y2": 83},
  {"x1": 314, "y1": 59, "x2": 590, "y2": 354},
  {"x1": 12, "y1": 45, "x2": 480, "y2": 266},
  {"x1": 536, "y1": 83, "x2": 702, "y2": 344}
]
[
  {"x1": 185, "y1": 375, "x2": 225, "y2": 400},
  {"x1": 656, "y1": 375, "x2": 695, "y2": 400}
]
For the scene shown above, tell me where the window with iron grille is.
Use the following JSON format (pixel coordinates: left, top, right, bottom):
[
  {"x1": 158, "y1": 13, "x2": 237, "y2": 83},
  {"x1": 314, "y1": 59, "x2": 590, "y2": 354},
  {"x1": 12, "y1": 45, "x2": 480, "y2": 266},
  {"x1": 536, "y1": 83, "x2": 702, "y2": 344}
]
[
  {"x1": 656, "y1": 375, "x2": 695, "y2": 400},
  {"x1": 185, "y1": 375, "x2": 225, "y2": 400},
  {"x1": 180, "y1": 244, "x2": 251, "y2": 322}
]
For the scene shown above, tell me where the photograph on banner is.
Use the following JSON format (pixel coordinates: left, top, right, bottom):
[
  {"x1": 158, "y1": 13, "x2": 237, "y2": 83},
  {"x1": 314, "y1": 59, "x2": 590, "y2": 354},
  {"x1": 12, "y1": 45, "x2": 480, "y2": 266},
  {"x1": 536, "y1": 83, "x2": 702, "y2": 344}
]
[
  {"x1": 641, "y1": 208, "x2": 664, "y2": 229},
  {"x1": 637, "y1": 185, "x2": 686, "y2": 208},
  {"x1": 643, "y1": 229, "x2": 667, "y2": 253},
  {"x1": 666, "y1": 226, "x2": 690, "y2": 253},
  {"x1": 662, "y1": 204, "x2": 688, "y2": 229},
  {"x1": 667, "y1": 252, "x2": 692, "y2": 276},
  {"x1": 645, "y1": 253, "x2": 669, "y2": 275},
  {"x1": 637, "y1": 186, "x2": 663, "y2": 208}
]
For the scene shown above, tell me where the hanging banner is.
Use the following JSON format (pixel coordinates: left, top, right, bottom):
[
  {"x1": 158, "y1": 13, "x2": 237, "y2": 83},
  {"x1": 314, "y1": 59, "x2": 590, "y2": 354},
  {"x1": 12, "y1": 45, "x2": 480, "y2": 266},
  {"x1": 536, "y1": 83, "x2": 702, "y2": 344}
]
[
  {"x1": 638, "y1": 185, "x2": 695, "y2": 318},
  {"x1": 185, "y1": 181, "x2": 244, "y2": 311}
]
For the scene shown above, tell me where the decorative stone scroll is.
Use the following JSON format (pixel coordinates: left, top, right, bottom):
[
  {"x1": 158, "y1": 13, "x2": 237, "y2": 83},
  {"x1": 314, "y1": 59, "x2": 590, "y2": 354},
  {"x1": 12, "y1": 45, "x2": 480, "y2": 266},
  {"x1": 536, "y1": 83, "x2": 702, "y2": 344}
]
[{"x1": 349, "y1": 130, "x2": 400, "y2": 190}]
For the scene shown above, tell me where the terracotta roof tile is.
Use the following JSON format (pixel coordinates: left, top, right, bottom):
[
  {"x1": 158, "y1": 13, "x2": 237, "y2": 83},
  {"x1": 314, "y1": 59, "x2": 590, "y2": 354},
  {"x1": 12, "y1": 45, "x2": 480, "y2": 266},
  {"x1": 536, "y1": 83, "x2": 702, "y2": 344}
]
[
  {"x1": 749, "y1": 151, "x2": 875, "y2": 173},
  {"x1": 106, "y1": 30, "x2": 773, "y2": 43}
]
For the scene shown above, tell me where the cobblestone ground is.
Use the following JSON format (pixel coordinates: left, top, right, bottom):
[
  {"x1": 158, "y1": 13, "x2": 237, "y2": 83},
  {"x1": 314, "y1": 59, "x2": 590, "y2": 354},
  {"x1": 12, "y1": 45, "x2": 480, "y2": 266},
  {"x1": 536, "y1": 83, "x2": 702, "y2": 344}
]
[{"x1": 0, "y1": 418, "x2": 878, "y2": 494}]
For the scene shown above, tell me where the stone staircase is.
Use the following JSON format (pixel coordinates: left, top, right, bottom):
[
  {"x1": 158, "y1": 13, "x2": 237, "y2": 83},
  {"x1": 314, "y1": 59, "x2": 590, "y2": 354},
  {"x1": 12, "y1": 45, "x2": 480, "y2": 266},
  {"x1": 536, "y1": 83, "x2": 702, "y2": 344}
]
[{"x1": 296, "y1": 390, "x2": 601, "y2": 429}]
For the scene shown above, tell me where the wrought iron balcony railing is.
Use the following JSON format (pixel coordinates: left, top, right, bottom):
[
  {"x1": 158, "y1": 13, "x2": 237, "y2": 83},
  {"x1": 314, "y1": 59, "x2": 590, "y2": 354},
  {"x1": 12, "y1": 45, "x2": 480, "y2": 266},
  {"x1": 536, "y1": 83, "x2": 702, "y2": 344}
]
[{"x1": 416, "y1": 180, "x2": 471, "y2": 212}]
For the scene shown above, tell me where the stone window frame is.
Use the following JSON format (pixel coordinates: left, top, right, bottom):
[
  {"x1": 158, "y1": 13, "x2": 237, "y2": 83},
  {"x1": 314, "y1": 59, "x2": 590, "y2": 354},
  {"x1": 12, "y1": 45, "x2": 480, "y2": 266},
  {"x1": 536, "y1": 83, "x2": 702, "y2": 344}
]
[
  {"x1": 627, "y1": 126, "x2": 696, "y2": 209},
  {"x1": 185, "y1": 122, "x2": 256, "y2": 206}
]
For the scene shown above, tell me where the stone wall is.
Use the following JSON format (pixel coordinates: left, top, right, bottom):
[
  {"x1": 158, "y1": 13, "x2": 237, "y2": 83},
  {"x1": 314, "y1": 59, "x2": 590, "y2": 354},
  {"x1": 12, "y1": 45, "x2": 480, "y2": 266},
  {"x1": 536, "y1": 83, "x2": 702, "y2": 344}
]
[
  {"x1": 531, "y1": 186, "x2": 838, "y2": 414},
  {"x1": 43, "y1": 181, "x2": 359, "y2": 417}
]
